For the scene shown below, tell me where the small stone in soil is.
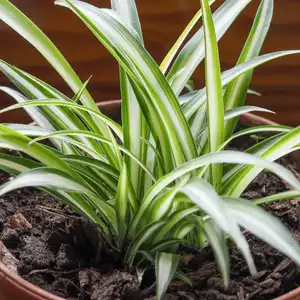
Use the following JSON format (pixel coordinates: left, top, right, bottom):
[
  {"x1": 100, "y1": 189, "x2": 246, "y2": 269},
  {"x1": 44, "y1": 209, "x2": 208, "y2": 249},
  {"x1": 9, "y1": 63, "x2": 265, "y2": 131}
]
[
  {"x1": 79, "y1": 269, "x2": 91, "y2": 289},
  {"x1": 20, "y1": 236, "x2": 55, "y2": 269},
  {"x1": 7, "y1": 213, "x2": 32, "y2": 230},
  {"x1": 1, "y1": 227, "x2": 20, "y2": 248}
]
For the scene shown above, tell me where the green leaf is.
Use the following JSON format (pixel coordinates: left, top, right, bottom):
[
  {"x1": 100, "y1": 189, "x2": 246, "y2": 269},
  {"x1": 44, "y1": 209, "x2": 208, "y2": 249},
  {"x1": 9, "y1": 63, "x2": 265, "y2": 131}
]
[
  {"x1": 224, "y1": 126, "x2": 300, "y2": 197},
  {"x1": 184, "y1": 50, "x2": 300, "y2": 120},
  {"x1": 56, "y1": 0, "x2": 197, "y2": 168},
  {"x1": 125, "y1": 221, "x2": 165, "y2": 265},
  {"x1": 72, "y1": 76, "x2": 92, "y2": 103},
  {"x1": 181, "y1": 177, "x2": 255, "y2": 274},
  {"x1": 150, "y1": 238, "x2": 184, "y2": 253},
  {"x1": 116, "y1": 161, "x2": 129, "y2": 248},
  {"x1": 0, "y1": 63, "x2": 119, "y2": 164},
  {"x1": 0, "y1": 153, "x2": 41, "y2": 175},
  {"x1": 4, "y1": 124, "x2": 53, "y2": 137},
  {"x1": 27, "y1": 129, "x2": 156, "y2": 183},
  {"x1": 224, "y1": 106, "x2": 274, "y2": 121},
  {"x1": 0, "y1": 124, "x2": 79, "y2": 178},
  {"x1": 129, "y1": 150, "x2": 300, "y2": 237},
  {"x1": 168, "y1": 0, "x2": 251, "y2": 95},
  {"x1": 0, "y1": 99, "x2": 123, "y2": 141},
  {"x1": 0, "y1": 167, "x2": 93, "y2": 196},
  {"x1": 0, "y1": 86, "x2": 53, "y2": 130},
  {"x1": 225, "y1": 198, "x2": 300, "y2": 267},
  {"x1": 253, "y1": 190, "x2": 300, "y2": 205},
  {"x1": 224, "y1": 0, "x2": 274, "y2": 138},
  {"x1": 160, "y1": 0, "x2": 216, "y2": 74},
  {"x1": 0, "y1": 0, "x2": 112, "y2": 141},
  {"x1": 0, "y1": 166, "x2": 118, "y2": 235},
  {"x1": 220, "y1": 125, "x2": 291, "y2": 151},
  {"x1": 110, "y1": 0, "x2": 143, "y2": 43},
  {"x1": 153, "y1": 206, "x2": 200, "y2": 244},
  {"x1": 200, "y1": 0, "x2": 224, "y2": 191},
  {"x1": 111, "y1": 0, "x2": 148, "y2": 198},
  {"x1": 181, "y1": 178, "x2": 229, "y2": 231},
  {"x1": 0, "y1": 158, "x2": 109, "y2": 236},
  {"x1": 193, "y1": 106, "x2": 275, "y2": 146},
  {"x1": 203, "y1": 219, "x2": 229, "y2": 287},
  {"x1": 155, "y1": 252, "x2": 180, "y2": 300}
]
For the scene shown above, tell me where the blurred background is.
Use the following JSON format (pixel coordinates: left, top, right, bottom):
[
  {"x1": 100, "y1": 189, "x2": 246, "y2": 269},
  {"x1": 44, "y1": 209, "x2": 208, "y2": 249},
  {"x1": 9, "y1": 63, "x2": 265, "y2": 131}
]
[{"x1": 1, "y1": 0, "x2": 299, "y2": 125}]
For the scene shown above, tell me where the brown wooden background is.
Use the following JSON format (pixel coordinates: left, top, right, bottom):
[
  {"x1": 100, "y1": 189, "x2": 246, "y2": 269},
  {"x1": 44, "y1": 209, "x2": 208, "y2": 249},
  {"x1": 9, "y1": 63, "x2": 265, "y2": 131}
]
[{"x1": 1, "y1": 0, "x2": 300, "y2": 126}]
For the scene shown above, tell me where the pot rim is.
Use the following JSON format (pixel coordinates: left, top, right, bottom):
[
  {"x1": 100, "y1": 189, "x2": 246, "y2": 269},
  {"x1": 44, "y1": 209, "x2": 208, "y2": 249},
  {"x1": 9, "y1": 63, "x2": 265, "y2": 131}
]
[
  {"x1": 0, "y1": 261, "x2": 64, "y2": 300},
  {"x1": 0, "y1": 100, "x2": 298, "y2": 300}
]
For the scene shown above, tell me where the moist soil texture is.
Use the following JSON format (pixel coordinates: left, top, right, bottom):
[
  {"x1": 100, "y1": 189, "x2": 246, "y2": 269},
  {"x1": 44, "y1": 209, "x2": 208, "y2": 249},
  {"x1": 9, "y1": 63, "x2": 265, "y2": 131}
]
[{"x1": 1, "y1": 141, "x2": 300, "y2": 299}]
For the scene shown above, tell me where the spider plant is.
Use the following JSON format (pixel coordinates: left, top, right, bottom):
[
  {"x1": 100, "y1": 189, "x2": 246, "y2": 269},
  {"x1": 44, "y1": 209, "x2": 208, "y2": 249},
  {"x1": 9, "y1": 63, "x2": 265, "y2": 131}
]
[{"x1": 1, "y1": 0, "x2": 300, "y2": 298}]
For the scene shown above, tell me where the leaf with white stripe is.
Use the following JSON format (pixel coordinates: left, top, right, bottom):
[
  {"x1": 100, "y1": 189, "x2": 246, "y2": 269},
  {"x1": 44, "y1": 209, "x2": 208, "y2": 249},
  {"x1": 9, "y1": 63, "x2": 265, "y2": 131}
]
[
  {"x1": 203, "y1": 219, "x2": 229, "y2": 287},
  {"x1": 225, "y1": 198, "x2": 300, "y2": 267},
  {"x1": 167, "y1": 0, "x2": 251, "y2": 95},
  {"x1": 155, "y1": 252, "x2": 180, "y2": 300},
  {"x1": 129, "y1": 150, "x2": 300, "y2": 237},
  {"x1": 0, "y1": 167, "x2": 93, "y2": 196},
  {"x1": 224, "y1": 0, "x2": 274, "y2": 138},
  {"x1": 200, "y1": 0, "x2": 224, "y2": 191}
]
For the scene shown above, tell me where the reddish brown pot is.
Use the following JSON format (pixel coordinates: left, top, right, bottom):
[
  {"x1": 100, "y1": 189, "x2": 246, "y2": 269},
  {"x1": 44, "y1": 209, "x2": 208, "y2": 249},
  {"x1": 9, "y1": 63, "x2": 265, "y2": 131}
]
[{"x1": 0, "y1": 101, "x2": 299, "y2": 300}]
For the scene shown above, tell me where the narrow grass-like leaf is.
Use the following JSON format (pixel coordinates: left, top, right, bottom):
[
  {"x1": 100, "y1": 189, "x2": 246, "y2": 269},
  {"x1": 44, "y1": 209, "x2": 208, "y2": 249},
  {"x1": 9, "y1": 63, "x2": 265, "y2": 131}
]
[
  {"x1": 184, "y1": 50, "x2": 300, "y2": 120},
  {"x1": 220, "y1": 125, "x2": 291, "y2": 151},
  {"x1": 200, "y1": 0, "x2": 224, "y2": 191},
  {"x1": 224, "y1": 106, "x2": 274, "y2": 120},
  {"x1": 253, "y1": 190, "x2": 300, "y2": 205},
  {"x1": 225, "y1": 198, "x2": 300, "y2": 267},
  {"x1": 56, "y1": 0, "x2": 197, "y2": 167},
  {"x1": 203, "y1": 219, "x2": 229, "y2": 287},
  {"x1": 125, "y1": 221, "x2": 165, "y2": 265},
  {"x1": 0, "y1": 100, "x2": 123, "y2": 141},
  {"x1": 111, "y1": 0, "x2": 148, "y2": 198},
  {"x1": 224, "y1": 0, "x2": 274, "y2": 138},
  {"x1": 181, "y1": 178, "x2": 229, "y2": 230},
  {"x1": 0, "y1": 0, "x2": 113, "y2": 142},
  {"x1": 0, "y1": 157, "x2": 110, "y2": 237},
  {"x1": 129, "y1": 150, "x2": 300, "y2": 237},
  {"x1": 224, "y1": 126, "x2": 300, "y2": 197},
  {"x1": 4, "y1": 124, "x2": 53, "y2": 137},
  {"x1": 194, "y1": 106, "x2": 274, "y2": 145},
  {"x1": 155, "y1": 252, "x2": 180, "y2": 300},
  {"x1": 72, "y1": 76, "x2": 92, "y2": 103},
  {"x1": 28, "y1": 129, "x2": 156, "y2": 183},
  {"x1": 168, "y1": 0, "x2": 250, "y2": 95},
  {"x1": 116, "y1": 161, "x2": 129, "y2": 248},
  {"x1": 160, "y1": 0, "x2": 216, "y2": 74},
  {"x1": 153, "y1": 206, "x2": 200, "y2": 244},
  {"x1": 0, "y1": 153, "x2": 40, "y2": 174},
  {"x1": 0, "y1": 125, "x2": 80, "y2": 178},
  {"x1": 0, "y1": 63, "x2": 119, "y2": 164},
  {"x1": 181, "y1": 177, "x2": 255, "y2": 274},
  {"x1": 0, "y1": 167, "x2": 93, "y2": 196}
]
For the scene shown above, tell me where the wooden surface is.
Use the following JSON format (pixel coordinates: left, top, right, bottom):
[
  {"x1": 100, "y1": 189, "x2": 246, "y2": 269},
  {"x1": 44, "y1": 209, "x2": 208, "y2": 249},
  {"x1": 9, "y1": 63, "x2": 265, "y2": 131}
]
[{"x1": 1, "y1": 0, "x2": 300, "y2": 125}]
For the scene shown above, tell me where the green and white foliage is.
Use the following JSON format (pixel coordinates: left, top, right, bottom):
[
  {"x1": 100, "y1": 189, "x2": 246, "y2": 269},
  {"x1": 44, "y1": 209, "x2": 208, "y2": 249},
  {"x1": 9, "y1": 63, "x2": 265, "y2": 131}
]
[{"x1": 0, "y1": 0, "x2": 300, "y2": 298}]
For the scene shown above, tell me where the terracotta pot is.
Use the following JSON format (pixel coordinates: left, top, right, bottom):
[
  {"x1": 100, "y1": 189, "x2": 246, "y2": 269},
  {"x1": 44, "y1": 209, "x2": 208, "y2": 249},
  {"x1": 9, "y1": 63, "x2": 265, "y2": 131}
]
[{"x1": 0, "y1": 100, "x2": 299, "y2": 300}]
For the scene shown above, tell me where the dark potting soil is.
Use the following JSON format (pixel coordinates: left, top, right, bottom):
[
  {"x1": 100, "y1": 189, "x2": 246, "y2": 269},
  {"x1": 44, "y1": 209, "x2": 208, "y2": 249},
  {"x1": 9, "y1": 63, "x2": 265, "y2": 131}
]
[{"x1": 1, "y1": 149, "x2": 300, "y2": 299}]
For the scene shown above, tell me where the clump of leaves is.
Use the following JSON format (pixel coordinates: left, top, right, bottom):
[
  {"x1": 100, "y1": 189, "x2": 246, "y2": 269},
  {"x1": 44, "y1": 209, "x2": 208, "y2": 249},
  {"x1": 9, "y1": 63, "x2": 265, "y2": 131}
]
[{"x1": 1, "y1": 0, "x2": 300, "y2": 298}]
